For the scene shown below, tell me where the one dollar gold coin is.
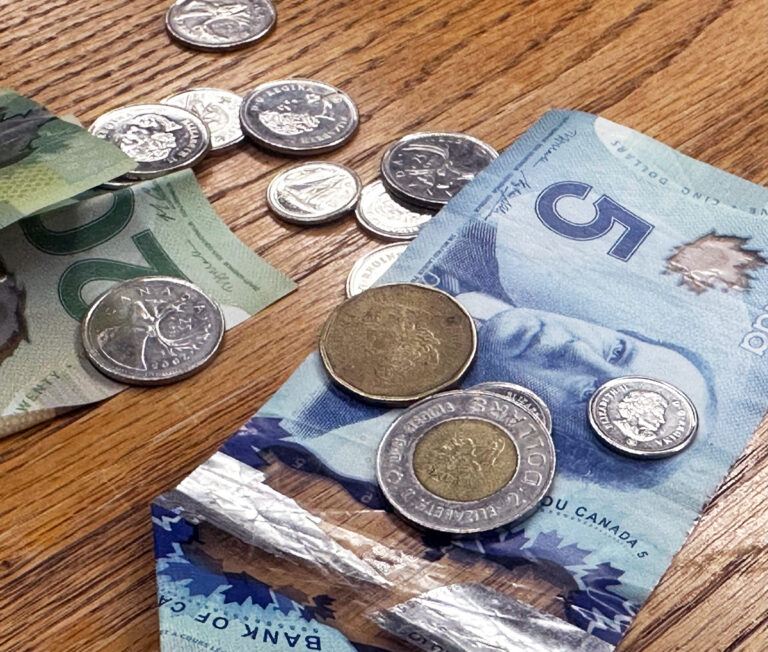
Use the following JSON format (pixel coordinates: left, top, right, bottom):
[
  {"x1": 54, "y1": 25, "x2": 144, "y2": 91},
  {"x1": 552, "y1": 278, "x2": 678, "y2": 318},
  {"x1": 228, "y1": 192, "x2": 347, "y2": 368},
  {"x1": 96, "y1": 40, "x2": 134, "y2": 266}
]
[{"x1": 319, "y1": 283, "x2": 477, "y2": 404}]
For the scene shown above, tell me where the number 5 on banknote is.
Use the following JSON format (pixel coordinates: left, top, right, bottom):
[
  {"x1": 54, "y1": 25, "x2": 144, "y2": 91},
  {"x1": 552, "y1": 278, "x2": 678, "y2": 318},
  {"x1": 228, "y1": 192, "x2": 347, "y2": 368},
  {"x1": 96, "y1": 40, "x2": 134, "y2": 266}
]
[{"x1": 535, "y1": 181, "x2": 653, "y2": 261}]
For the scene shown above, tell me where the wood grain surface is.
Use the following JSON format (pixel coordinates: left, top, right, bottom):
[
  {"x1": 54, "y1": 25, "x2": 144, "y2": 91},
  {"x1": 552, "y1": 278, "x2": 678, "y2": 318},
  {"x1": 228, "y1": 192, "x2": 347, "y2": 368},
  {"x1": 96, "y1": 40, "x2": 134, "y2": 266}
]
[{"x1": 2, "y1": 0, "x2": 768, "y2": 649}]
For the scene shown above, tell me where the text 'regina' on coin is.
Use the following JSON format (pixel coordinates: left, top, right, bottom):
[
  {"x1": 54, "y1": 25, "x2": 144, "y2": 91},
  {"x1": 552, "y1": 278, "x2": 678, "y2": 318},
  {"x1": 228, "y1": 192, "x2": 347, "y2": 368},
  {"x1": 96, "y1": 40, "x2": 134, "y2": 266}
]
[
  {"x1": 165, "y1": 0, "x2": 276, "y2": 52},
  {"x1": 319, "y1": 283, "x2": 477, "y2": 404},
  {"x1": 89, "y1": 104, "x2": 210, "y2": 179},
  {"x1": 240, "y1": 79, "x2": 358, "y2": 155},
  {"x1": 588, "y1": 376, "x2": 698, "y2": 458},
  {"x1": 355, "y1": 180, "x2": 435, "y2": 241},
  {"x1": 380, "y1": 132, "x2": 498, "y2": 210},
  {"x1": 162, "y1": 88, "x2": 244, "y2": 152},
  {"x1": 376, "y1": 390, "x2": 556, "y2": 534},
  {"x1": 346, "y1": 242, "x2": 409, "y2": 298},
  {"x1": 471, "y1": 381, "x2": 552, "y2": 433},
  {"x1": 81, "y1": 276, "x2": 225, "y2": 385},
  {"x1": 267, "y1": 161, "x2": 361, "y2": 225}
]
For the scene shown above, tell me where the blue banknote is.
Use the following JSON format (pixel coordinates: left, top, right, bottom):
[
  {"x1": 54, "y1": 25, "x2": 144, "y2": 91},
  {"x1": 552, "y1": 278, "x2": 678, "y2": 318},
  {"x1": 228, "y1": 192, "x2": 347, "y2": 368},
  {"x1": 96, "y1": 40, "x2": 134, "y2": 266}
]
[{"x1": 156, "y1": 111, "x2": 768, "y2": 649}]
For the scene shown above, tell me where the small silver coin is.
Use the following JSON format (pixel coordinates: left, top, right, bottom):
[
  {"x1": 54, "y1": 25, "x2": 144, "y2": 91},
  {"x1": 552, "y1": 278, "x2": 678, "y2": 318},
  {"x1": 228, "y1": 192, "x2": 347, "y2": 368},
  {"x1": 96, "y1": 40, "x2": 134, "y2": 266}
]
[
  {"x1": 377, "y1": 389, "x2": 556, "y2": 534},
  {"x1": 588, "y1": 376, "x2": 698, "y2": 458},
  {"x1": 380, "y1": 132, "x2": 498, "y2": 210},
  {"x1": 355, "y1": 180, "x2": 435, "y2": 240},
  {"x1": 471, "y1": 381, "x2": 552, "y2": 433},
  {"x1": 82, "y1": 276, "x2": 224, "y2": 385},
  {"x1": 240, "y1": 79, "x2": 358, "y2": 155},
  {"x1": 165, "y1": 0, "x2": 276, "y2": 52},
  {"x1": 346, "y1": 242, "x2": 408, "y2": 297},
  {"x1": 89, "y1": 104, "x2": 210, "y2": 179},
  {"x1": 162, "y1": 88, "x2": 244, "y2": 151},
  {"x1": 267, "y1": 161, "x2": 361, "y2": 225}
]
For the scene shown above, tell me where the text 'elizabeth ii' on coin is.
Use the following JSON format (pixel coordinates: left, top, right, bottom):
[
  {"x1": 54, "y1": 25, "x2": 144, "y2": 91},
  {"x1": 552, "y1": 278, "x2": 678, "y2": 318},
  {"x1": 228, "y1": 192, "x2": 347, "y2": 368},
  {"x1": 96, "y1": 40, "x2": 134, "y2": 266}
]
[
  {"x1": 588, "y1": 376, "x2": 698, "y2": 458},
  {"x1": 82, "y1": 276, "x2": 224, "y2": 385},
  {"x1": 240, "y1": 79, "x2": 358, "y2": 155},
  {"x1": 319, "y1": 283, "x2": 476, "y2": 404},
  {"x1": 89, "y1": 104, "x2": 210, "y2": 179},
  {"x1": 376, "y1": 389, "x2": 556, "y2": 534}
]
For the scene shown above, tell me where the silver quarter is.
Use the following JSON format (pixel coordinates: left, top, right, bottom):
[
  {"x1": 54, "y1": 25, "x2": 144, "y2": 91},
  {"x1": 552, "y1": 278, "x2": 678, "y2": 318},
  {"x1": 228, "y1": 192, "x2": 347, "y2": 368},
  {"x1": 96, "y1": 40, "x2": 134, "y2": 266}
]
[
  {"x1": 381, "y1": 132, "x2": 498, "y2": 209},
  {"x1": 82, "y1": 276, "x2": 224, "y2": 385},
  {"x1": 471, "y1": 381, "x2": 552, "y2": 433},
  {"x1": 99, "y1": 176, "x2": 138, "y2": 190},
  {"x1": 377, "y1": 389, "x2": 556, "y2": 534},
  {"x1": 346, "y1": 242, "x2": 408, "y2": 297},
  {"x1": 267, "y1": 161, "x2": 361, "y2": 225},
  {"x1": 162, "y1": 88, "x2": 243, "y2": 151},
  {"x1": 355, "y1": 180, "x2": 435, "y2": 240},
  {"x1": 89, "y1": 104, "x2": 210, "y2": 179},
  {"x1": 588, "y1": 376, "x2": 698, "y2": 458},
  {"x1": 165, "y1": 0, "x2": 276, "y2": 52},
  {"x1": 240, "y1": 79, "x2": 358, "y2": 154}
]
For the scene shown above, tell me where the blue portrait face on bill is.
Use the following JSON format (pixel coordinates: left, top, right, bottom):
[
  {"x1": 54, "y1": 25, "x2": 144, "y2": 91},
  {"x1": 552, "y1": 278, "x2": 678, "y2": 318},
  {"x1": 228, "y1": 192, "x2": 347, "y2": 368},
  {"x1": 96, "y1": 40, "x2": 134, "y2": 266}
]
[{"x1": 237, "y1": 217, "x2": 713, "y2": 498}]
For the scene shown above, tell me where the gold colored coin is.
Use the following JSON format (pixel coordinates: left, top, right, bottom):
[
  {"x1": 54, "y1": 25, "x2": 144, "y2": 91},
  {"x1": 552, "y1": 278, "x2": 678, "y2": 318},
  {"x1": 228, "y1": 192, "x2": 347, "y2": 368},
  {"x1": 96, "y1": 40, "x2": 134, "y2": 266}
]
[
  {"x1": 413, "y1": 418, "x2": 519, "y2": 502},
  {"x1": 319, "y1": 283, "x2": 477, "y2": 404}
]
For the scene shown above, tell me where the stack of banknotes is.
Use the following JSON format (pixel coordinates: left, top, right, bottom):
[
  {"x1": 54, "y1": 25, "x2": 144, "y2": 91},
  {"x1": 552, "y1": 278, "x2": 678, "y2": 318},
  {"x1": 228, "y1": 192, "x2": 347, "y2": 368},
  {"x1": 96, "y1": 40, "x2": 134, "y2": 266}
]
[
  {"x1": 153, "y1": 110, "x2": 768, "y2": 651},
  {"x1": 0, "y1": 89, "x2": 295, "y2": 436}
]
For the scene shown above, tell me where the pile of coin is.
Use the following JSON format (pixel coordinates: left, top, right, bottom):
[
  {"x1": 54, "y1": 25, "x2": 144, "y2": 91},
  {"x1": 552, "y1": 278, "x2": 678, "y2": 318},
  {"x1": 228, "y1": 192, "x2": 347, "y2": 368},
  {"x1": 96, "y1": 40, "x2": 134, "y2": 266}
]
[
  {"x1": 81, "y1": 276, "x2": 225, "y2": 385},
  {"x1": 89, "y1": 78, "x2": 359, "y2": 188},
  {"x1": 319, "y1": 282, "x2": 699, "y2": 534}
]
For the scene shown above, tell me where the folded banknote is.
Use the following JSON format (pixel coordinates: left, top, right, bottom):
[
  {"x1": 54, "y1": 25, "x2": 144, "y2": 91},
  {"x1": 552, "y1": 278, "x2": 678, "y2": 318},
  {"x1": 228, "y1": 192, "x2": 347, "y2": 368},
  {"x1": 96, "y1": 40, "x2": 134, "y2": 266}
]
[
  {"x1": 0, "y1": 89, "x2": 136, "y2": 227},
  {"x1": 0, "y1": 170, "x2": 296, "y2": 436},
  {"x1": 153, "y1": 111, "x2": 768, "y2": 650}
]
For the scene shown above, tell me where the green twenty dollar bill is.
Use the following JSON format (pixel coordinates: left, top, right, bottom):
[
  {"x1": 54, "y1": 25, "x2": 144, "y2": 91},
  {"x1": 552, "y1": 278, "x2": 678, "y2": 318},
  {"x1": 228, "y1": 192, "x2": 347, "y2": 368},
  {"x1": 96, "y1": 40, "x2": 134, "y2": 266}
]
[
  {"x1": 0, "y1": 170, "x2": 296, "y2": 436},
  {"x1": 0, "y1": 88, "x2": 136, "y2": 228}
]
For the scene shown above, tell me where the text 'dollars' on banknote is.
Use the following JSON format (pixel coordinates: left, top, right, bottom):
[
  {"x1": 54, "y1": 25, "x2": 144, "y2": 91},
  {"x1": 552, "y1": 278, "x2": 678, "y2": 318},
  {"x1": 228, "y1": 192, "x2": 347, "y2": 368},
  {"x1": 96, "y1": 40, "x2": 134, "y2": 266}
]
[
  {"x1": 0, "y1": 169, "x2": 296, "y2": 436},
  {"x1": 152, "y1": 110, "x2": 768, "y2": 650},
  {"x1": 0, "y1": 88, "x2": 136, "y2": 227}
]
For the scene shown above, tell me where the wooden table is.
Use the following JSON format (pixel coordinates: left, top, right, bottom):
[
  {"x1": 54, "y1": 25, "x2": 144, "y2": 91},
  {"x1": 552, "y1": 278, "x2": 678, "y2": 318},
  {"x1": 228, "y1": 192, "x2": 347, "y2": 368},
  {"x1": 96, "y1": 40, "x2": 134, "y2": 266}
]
[{"x1": 2, "y1": 0, "x2": 768, "y2": 649}]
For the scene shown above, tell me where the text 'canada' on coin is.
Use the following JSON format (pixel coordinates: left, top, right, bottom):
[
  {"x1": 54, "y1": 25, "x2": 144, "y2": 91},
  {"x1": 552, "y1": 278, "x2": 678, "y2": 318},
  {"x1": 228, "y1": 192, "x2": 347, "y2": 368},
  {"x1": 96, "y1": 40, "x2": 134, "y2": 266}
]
[{"x1": 82, "y1": 276, "x2": 224, "y2": 385}]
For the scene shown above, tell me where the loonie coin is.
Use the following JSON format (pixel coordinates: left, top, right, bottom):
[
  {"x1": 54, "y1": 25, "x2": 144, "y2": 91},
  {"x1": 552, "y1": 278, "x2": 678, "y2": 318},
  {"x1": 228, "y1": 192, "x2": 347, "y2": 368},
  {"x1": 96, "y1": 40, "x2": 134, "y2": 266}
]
[
  {"x1": 162, "y1": 88, "x2": 244, "y2": 151},
  {"x1": 165, "y1": 0, "x2": 276, "y2": 52},
  {"x1": 267, "y1": 161, "x2": 361, "y2": 224},
  {"x1": 82, "y1": 276, "x2": 224, "y2": 385},
  {"x1": 376, "y1": 389, "x2": 556, "y2": 533},
  {"x1": 472, "y1": 381, "x2": 552, "y2": 433},
  {"x1": 588, "y1": 376, "x2": 698, "y2": 458},
  {"x1": 240, "y1": 79, "x2": 358, "y2": 154},
  {"x1": 355, "y1": 180, "x2": 435, "y2": 240},
  {"x1": 380, "y1": 132, "x2": 498, "y2": 209},
  {"x1": 346, "y1": 242, "x2": 408, "y2": 297},
  {"x1": 319, "y1": 283, "x2": 476, "y2": 404},
  {"x1": 89, "y1": 104, "x2": 210, "y2": 179}
]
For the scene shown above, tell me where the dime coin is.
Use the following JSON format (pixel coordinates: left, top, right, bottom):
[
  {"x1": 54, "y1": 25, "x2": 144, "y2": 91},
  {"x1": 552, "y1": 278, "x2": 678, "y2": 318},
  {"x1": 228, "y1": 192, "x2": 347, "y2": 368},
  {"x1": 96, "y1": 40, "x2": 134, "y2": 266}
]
[
  {"x1": 99, "y1": 176, "x2": 137, "y2": 189},
  {"x1": 346, "y1": 242, "x2": 408, "y2": 297},
  {"x1": 319, "y1": 283, "x2": 476, "y2": 404},
  {"x1": 380, "y1": 132, "x2": 498, "y2": 209},
  {"x1": 82, "y1": 276, "x2": 224, "y2": 385},
  {"x1": 472, "y1": 381, "x2": 552, "y2": 433},
  {"x1": 355, "y1": 180, "x2": 435, "y2": 240},
  {"x1": 165, "y1": 0, "x2": 276, "y2": 52},
  {"x1": 267, "y1": 161, "x2": 361, "y2": 225},
  {"x1": 162, "y1": 88, "x2": 244, "y2": 151},
  {"x1": 240, "y1": 79, "x2": 358, "y2": 154},
  {"x1": 588, "y1": 376, "x2": 698, "y2": 458},
  {"x1": 89, "y1": 104, "x2": 210, "y2": 179},
  {"x1": 376, "y1": 390, "x2": 556, "y2": 533}
]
